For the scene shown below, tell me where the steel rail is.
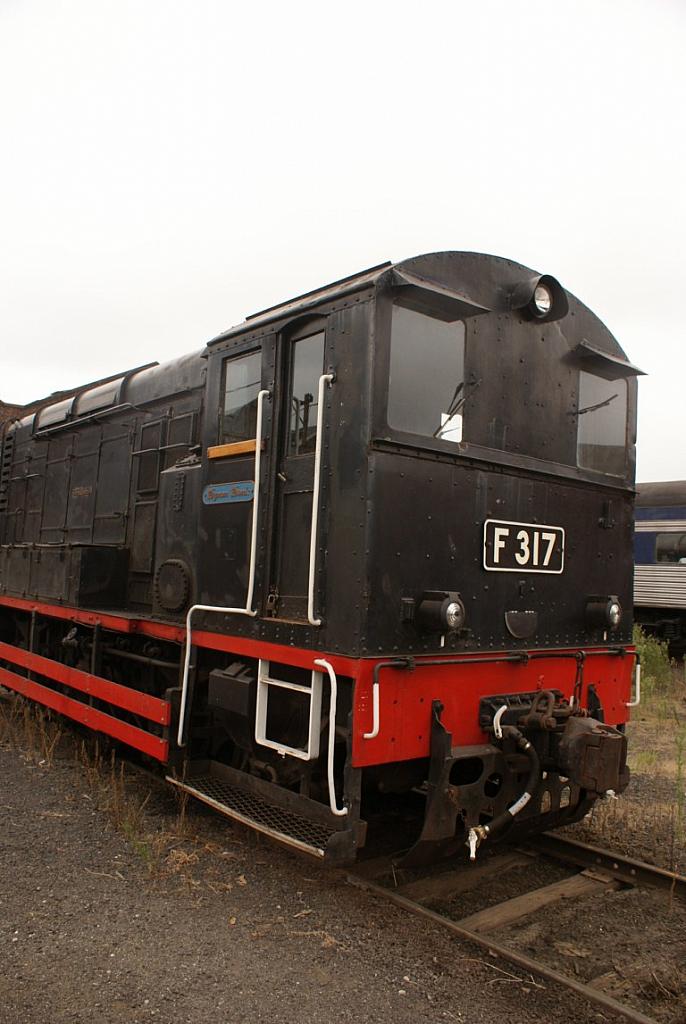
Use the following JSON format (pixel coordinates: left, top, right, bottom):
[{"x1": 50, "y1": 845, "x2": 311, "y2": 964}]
[
  {"x1": 348, "y1": 871, "x2": 659, "y2": 1024},
  {"x1": 528, "y1": 831, "x2": 686, "y2": 898},
  {"x1": 348, "y1": 836, "x2": 686, "y2": 1024}
]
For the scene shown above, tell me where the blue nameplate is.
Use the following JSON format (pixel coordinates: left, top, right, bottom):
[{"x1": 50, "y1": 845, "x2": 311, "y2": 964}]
[{"x1": 203, "y1": 481, "x2": 254, "y2": 505}]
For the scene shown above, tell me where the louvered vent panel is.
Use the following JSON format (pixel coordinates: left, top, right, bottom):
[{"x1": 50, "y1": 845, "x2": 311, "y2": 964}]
[{"x1": 0, "y1": 431, "x2": 16, "y2": 513}]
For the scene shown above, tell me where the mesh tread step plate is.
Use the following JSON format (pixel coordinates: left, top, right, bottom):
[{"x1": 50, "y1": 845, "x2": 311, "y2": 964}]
[{"x1": 167, "y1": 772, "x2": 338, "y2": 857}]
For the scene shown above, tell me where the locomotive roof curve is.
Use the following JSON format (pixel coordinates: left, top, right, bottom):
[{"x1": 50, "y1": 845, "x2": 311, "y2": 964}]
[
  {"x1": 208, "y1": 249, "x2": 631, "y2": 367},
  {"x1": 3, "y1": 251, "x2": 639, "y2": 437},
  {"x1": 3, "y1": 350, "x2": 206, "y2": 438}
]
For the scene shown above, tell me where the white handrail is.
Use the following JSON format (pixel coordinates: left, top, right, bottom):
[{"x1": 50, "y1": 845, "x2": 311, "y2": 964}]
[
  {"x1": 245, "y1": 389, "x2": 270, "y2": 612},
  {"x1": 314, "y1": 658, "x2": 348, "y2": 816},
  {"x1": 363, "y1": 681, "x2": 380, "y2": 740},
  {"x1": 307, "y1": 373, "x2": 334, "y2": 627},
  {"x1": 177, "y1": 388, "x2": 271, "y2": 747},
  {"x1": 627, "y1": 661, "x2": 641, "y2": 708}
]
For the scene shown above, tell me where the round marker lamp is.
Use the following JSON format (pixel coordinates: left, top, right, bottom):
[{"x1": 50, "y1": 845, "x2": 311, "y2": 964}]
[
  {"x1": 532, "y1": 282, "x2": 553, "y2": 316},
  {"x1": 416, "y1": 591, "x2": 466, "y2": 633},
  {"x1": 585, "y1": 595, "x2": 623, "y2": 631}
]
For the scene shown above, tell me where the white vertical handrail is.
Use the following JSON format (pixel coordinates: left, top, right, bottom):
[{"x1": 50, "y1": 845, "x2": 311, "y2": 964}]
[
  {"x1": 627, "y1": 660, "x2": 641, "y2": 708},
  {"x1": 245, "y1": 389, "x2": 270, "y2": 613},
  {"x1": 307, "y1": 372, "x2": 334, "y2": 627},
  {"x1": 177, "y1": 388, "x2": 271, "y2": 747},
  {"x1": 362, "y1": 681, "x2": 380, "y2": 740},
  {"x1": 313, "y1": 658, "x2": 348, "y2": 816}
]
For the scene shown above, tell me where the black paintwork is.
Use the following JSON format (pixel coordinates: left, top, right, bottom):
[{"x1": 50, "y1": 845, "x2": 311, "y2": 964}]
[{"x1": 0, "y1": 252, "x2": 637, "y2": 659}]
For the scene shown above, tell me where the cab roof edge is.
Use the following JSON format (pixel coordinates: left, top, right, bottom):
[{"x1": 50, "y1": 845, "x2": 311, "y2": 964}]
[{"x1": 207, "y1": 261, "x2": 392, "y2": 346}]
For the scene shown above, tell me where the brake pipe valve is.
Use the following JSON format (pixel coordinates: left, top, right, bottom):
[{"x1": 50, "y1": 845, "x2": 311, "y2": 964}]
[
  {"x1": 466, "y1": 722, "x2": 541, "y2": 862},
  {"x1": 466, "y1": 825, "x2": 489, "y2": 861}
]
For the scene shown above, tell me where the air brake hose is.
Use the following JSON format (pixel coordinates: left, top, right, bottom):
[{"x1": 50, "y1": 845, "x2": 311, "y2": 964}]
[{"x1": 467, "y1": 724, "x2": 540, "y2": 860}]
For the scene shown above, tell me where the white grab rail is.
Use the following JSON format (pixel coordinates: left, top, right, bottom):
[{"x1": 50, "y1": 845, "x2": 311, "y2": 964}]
[
  {"x1": 308, "y1": 372, "x2": 335, "y2": 627},
  {"x1": 313, "y1": 658, "x2": 348, "y2": 816},
  {"x1": 363, "y1": 681, "x2": 380, "y2": 740},
  {"x1": 177, "y1": 388, "x2": 271, "y2": 747},
  {"x1": 627, "y1": 660, "x2": 641, "y2": 708}
]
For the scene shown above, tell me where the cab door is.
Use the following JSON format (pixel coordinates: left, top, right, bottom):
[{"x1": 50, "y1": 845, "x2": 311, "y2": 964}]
[
  {"x1": 270, "y1": 324, "x2": 329, "y2": 622},
  {"x1": 199, "y1": 346, "x2": 266, "y2": 608}
]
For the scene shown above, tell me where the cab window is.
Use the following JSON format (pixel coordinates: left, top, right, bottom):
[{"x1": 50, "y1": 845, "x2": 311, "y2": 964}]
[
  {"x1": 576, "y1": 371, "x2": 628, "y2": 476},
  {"x1": 220, "y1": 351, "x2": 262, "y2": 444},
  {"x1": 288, "y1": 331, "x2": 325, "y2": 455},
  {"x1": 387, "y1": 304, "x2": 466, "y2": 443}
]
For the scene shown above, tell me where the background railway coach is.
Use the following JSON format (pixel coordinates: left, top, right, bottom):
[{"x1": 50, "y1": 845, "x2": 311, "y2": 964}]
[
  {"x1": 0, "y1": 252, "x2": 641, "y2": 864},
  {"x1": 634, "y1": 480, "x2": 686, "y2": 659}
]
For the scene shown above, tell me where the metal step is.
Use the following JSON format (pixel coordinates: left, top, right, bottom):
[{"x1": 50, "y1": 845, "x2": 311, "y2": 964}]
[{"x1": 167, "y1": 759, "x2": 361, "y2": 861}]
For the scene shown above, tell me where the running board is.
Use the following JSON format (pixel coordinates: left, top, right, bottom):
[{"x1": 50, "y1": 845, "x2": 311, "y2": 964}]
[{"x1": 167, "y1": 759, "x2": 364, "y2": 863}]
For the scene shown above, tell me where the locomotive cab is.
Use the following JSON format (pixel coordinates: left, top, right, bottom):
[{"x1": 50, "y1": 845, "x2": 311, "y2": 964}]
[{"x1": 172, "y1": 252, "x2": 641, "y2": 862}]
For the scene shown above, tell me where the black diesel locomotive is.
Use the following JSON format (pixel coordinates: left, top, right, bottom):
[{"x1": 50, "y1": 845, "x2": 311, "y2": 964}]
[{"x1": 0, "y1": 252, "x2": 640, "y2": 864}]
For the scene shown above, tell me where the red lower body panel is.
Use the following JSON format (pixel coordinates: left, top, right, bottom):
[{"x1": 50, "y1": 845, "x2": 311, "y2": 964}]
[
  {"x1": 0, "y1": 664, "x2": 169, "y2": 761},
  {"x1": 0, "y1": 635, "x2": 171, "y2": 762},
  {"x1": 352, "y1": 650, "x2": 635, "y2": 768},
  {"x1": 0, "y1": 641, "x2": 170, "y2": 725},
  {"x1": 0, "y1": 595, "x2": 357, "y2": 763},
  {"x1": 0, "y1": 594, "x2": 635, "y2": 774},
  {"x1": 0, "y1": 593, "x2": 358, "y2": 673}
]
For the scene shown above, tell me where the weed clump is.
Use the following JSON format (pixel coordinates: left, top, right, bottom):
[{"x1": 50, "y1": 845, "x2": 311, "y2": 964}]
[{"x1": 633, "y1": 625, "x2": 674, "y2": 697}]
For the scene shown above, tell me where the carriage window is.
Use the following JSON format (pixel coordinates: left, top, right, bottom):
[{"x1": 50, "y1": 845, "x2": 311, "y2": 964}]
[
  {"x1": 288, "y1": 331, "x2": 325, "y2": 455},
  {"x1": 220, "y1": 351, "x2": 262, "y2": 444},
  {"x1": 388, "y1": 304, "x2": 466, "y2": 442},
  {"x1": 655, "y1": 533, "x2": 686, "y2": 563},
  {"x1": 576, "y1": 371, "x2": 628, "y2": 476}
]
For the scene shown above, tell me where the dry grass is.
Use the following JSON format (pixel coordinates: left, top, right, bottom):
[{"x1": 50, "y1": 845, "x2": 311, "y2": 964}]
[
  {"x1": 0, "y1": 693, "x2": 63, "y2": 766},
  {"x1": 567, "y1": 657, "x2": 686, "y2": 873},
  {"x1": 75, "y1": 738, "x2": 233, "y2": 884},
  {"x1": 0, "y1": 692, "x2": 233, "y2": 885}
]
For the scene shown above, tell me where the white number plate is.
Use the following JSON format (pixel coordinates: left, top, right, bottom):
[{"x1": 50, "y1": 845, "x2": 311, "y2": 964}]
[{"x1": 483, "y1": 519, "x2": 565, "y2": 574}]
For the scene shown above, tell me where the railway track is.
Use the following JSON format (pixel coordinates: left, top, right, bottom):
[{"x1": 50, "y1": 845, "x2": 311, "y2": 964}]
[{"x1": 348, "y1": 833, "x2": 686, "y2": 1024}]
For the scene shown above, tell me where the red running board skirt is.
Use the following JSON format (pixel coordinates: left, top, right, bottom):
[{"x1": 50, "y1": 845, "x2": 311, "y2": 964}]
[{"x1": 0, "y1": 641, "x2": 170, "y2": 762}]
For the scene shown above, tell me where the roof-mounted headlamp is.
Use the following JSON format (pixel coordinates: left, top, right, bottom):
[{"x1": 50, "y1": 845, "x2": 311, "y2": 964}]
[{"x1": 509, "y1": 274, "x2": 569, "y2": 324}]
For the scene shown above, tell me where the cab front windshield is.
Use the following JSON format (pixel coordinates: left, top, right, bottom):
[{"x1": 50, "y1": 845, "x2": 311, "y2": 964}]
[
  {"x1": 385, "y1": 301, "x2": 629, "y2": 477},
  {"x1": 387, "y1": 304, "x2": 469, "y2": 443}
]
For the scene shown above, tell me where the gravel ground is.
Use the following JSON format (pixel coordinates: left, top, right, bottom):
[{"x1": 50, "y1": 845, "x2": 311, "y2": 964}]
[
  {"x1": 2, "y1": 682, "x2": 685, "y2": 1024},
  {"x1": 1, "y1": 731, "x2": 603, "y2": 1024}
]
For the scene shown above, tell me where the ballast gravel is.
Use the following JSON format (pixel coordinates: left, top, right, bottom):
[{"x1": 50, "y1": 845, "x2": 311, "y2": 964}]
[{"x1": 0, "y1": 740, "x2": 603, "y2": 1024}]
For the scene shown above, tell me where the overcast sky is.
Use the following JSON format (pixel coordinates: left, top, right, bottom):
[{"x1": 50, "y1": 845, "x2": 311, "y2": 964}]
[{"x1": 1, "y1": 0, "x2": 683, "y2": 482}]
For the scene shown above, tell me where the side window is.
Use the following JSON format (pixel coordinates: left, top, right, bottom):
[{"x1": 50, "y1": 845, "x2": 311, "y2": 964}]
[
  {"x1": 655, "y1": 533, "x2": 686, "y2": 563},
  {"x1": 163, "y1": 412, "x2": 197, "y2": 469},
  {"x1": 137, "y1": 420, "x2": 163, "y2": 492},
  {"x1": 387, "y1": 304, "x2": 466, "y2": 442},
  {"x1": 288, "y1": 331, "x2": 325, "y2": 455},
  {"x1": 576, "y1": 372, "x2": 628, "y2": 476},
  {"x1": 220, "y1": 351, "x2": 262, "y2": 444}
]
